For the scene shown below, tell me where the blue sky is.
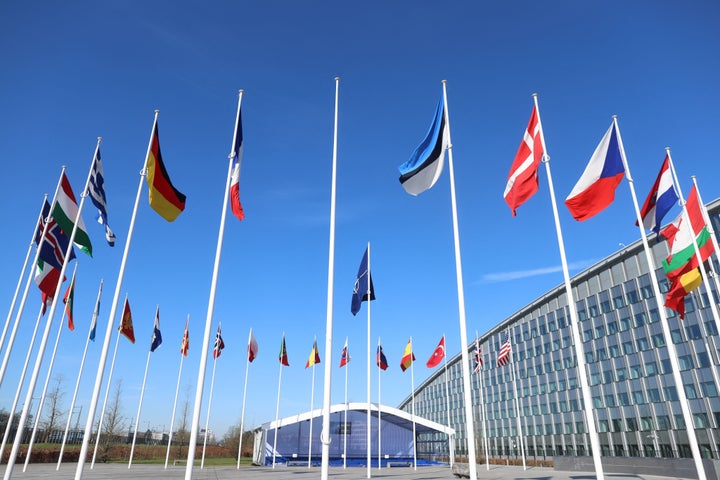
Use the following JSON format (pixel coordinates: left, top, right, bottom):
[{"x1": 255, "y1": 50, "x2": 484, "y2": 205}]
[{"x1": 1, "y1": 1, "x2": 719, "y2": 441}]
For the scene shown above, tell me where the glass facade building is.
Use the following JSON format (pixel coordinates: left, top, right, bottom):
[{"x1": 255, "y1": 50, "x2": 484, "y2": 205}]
[{"x1": 400, "y1": 199, "x2": 720, "y2": 462}]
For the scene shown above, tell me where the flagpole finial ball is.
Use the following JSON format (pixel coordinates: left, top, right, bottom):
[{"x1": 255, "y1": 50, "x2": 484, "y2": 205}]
[
  {"x1": 97, "y1": 137, "x2": 102, "y2": 143},
  {"x1": 154, "y1": 109, "x2": 160, "y2": 115},
  {"x1": 442, "y1": 79, "x2": 447, "y2": 84},
  {"x1": 532, "y1": 92, "x2": 538, "y2": 98},
  {"x1": 612, "y1": 114, "x2": 618, "y2": 120},
  {"x1": 238, "y1": 89, "x2": 244, "y2": 94},
  {"x1": 665, "y1": 146, "x2": 671, "y2": 152},
  {"x1": 334, "y1": 76, "x2": 340, "y2": 81}
]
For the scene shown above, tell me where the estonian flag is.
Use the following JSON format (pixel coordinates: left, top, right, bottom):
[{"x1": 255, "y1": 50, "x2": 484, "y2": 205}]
[{"x1": 398, "y1": 96, "x2": 449, "y2": 195}]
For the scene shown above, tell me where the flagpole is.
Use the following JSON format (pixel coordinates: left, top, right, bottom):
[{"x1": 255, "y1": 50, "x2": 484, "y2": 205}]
[
  {"x1": 441, "y1": 79, "x2": 477, "y2": 480},
  {"x1": 273, "y1": 334, "x2": 285, "y2": 469},
  {"x1": 0, "y1": 303, "x2": 45, "y2": 460},
  {"x1": 308, "y1": 341, "x2": 317, "y2": 468},
  {"x1": 165, "y1": 315, "x2": 188, "y2": 469},
  {"x1": 0, "y1": 194, "x2": 48, "y2": 357},
  {"x1": 24, "y1": 263, "x2": 77, "y2": 471},
  {"x1": 690, "y1": 175, "x2": 720, "y2": 298},
  {"x1": 508, "y1": 331, "x2": 526, "y2": 470},
  {"x1": 475, "y1": 332, "x2": 489, "y2": 471},
  {"x1": 129, "y1": 349, "x2": 153, "y2": 467},
  {"x1": 0, "y1": 172, "x2": 65, "y2": 390},
  {"x1": 237, "y1": 327, "x2": 252, "y2": 469},
  {"x1": 343, "y1": 336, "x2": 348, "y2": 469},
  {"x1": 76, "y1": 115, "x2": 158, "y2": 480},
  {"x1": 6, "y1": 138, "x2": 101, "y2": 480},
  {"x1": 532, "y1": 94, "x2": 605, "y2": 479},
  {"x1": 58, "y1": 279, "x2": 102, "y2": 469},
  {"x1": 377, "y1": 337, "x2": 382, "y2": 470},
  {"x1": 200, "y1": 350, "x2": 219, "y2": 469},
  {"x1": 366, "y1": 242, "x2": 372, "y2": 479},
  {"x1": 184, "y1": 90, "x2": 244, "y2": 480},
  {"x1": 320, "y1": 76, "x2": 340, "y2": 480},
  {"x1": 441, "y1": 334, "x2": 452, "y2": 468},
  {"x1": 410, "y1": 337, "x2": 417, "y2": 470},
  {"x1": 613, "y1": 117, "x2": 706, "y2": 480}
]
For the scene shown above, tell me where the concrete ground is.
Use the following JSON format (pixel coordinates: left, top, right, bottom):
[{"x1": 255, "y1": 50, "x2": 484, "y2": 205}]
[{"x1": 0, "y1": 464, "x2": 697, "y2": 480}]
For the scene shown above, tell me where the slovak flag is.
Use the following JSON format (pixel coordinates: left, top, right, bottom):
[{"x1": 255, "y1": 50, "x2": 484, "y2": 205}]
[
  {"x1": 229, "y1": 100, "x2": 245, "y2": 221},
  {"x1": 565, "y1": 121, "x2": 625, "y2": 221},
  {"x1": 339, "y1": 338, "x2": 350, "y2": 367},
  {"x1": 637, "y1": 155, "x2": 678, "y2": 237}
]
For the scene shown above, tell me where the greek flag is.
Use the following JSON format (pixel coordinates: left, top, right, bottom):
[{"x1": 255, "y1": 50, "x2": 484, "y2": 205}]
[{"x1": 88, "y1": 149, "x2": 116, "y2": 246}]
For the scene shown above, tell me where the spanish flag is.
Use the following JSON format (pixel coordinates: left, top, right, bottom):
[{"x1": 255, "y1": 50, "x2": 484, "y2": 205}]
[
  {"x1": 146, "y1": 121, "x2": 186, "y2": 222},
  {"x1": 400, "y1": 338, "x2": 415, "y2": 372}
]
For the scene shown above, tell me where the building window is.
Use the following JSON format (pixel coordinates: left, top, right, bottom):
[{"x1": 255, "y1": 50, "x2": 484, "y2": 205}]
[
  {"x1": 607, "y1": 321, "x2": 619, "y2": 334},
  {"x1": 701, "y1": 381, "x2": 718, "y2": 397},
  {"x1": 599, "y1": 420, "x2": 609, "y2": 432},
  {"x1": 619, "y1": 317, "x2": 632, "y2": 331},
  {"x1": 622, "y1": 341, "x2": 635, "y2": 355},
  {"x1": 664, "y1": 386, "x2": 679, "y2": 401},
  {"x1": 657, "y1": 415, "x2": 671, "y2": 429},
  {"x1": 697, "y1": 352, "x2": 711, "y2": 368},
  {"x1": 593, "y1": 396, "x2": 603, "y2": 408},
  {"x1": 645, "y1": 361, "x2": 658, "y2": 376},
  {"x1": 604, "y1": 394, "x2": 616, "y2": 407},
  {"x1": 694, "y1": 413, "x2": 710, "y2": 428},
  {"x1": 627, "y1": 418, "x2": 639, "y2": 431},
  {"x1": 647, "y1": 388, "x2": 661, "y2": 402},
  {"x1": 632, "y1": 390, "x2": 645, "y2": 404},
  {"x1": 609, "y1": 345, "x2": 620, "y2": 357},
  {"x1": 612, "y1": 419, "x2": 623, "y2": 432},
  {"x1": 641, "y1": 416, "x2": 654, "y2": 430},
  {"x1": 661, "y1": 358, "x2": 672, "y2": 374},
  {"x1": 678, "y1": 355, "x2": 694, "y2": 370},
  {"x1": 616, "y1": 367, "x2": 628, "y2": 381},
  {"x1": 685, "y1": 325, "x2": 702, "y2": 340},
  {"x1": 685, "y1": 383, "x2": 699, "y2": 399},
  {"x1": 705, "y1": 321, "x2": 718, "y2": 336},
  {"x1": 636, "y1": 337, "x2": 650, "y2": 351},
  {"x1": 652, "y1": 333, "x2": 666, "y2": 348},
  {"x1": 634, "y1": 312, "x2": 647, "y2": 327},
  {"x1": 630, "y1": 365, "x2": 643, "y2": 379}
]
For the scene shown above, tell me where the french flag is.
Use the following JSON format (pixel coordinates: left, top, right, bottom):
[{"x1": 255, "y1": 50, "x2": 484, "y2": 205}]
[
  {"x1": 637, "y1": 155, "x2": 678, "y2": 236},
  {"x1": 229, "y1": 102, "x2": 245, "y2": 221},
  {"x1": 565, "y1": 122, "x2": 626, "y2": 221}
]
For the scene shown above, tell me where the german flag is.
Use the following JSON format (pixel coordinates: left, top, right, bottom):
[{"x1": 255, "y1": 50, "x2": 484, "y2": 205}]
[{"x1": 146, "y1": 121, "x2": 186, "y2": 221}]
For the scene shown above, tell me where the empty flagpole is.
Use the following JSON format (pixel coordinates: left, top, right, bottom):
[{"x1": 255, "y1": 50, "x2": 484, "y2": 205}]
[
  {"x1": 508, "y1": 330, "x2": 526, "y2": 470},
  {"x1": 377, "y1": 337, "x2": 382, "y2": 470},
  {"x1": 410, "y1": 337, "x2": 417, "y2": 470},
  {"x1": 76, "y1": 115, "x2": 158, "y2": 480},
  {"x1": 0, "y1": 194, "x2": 47, "y2": 357},
  {"x1": 320, "y1": 76, "x2": 340, "y2": 480},
  {"x1": 273, "y1": 333, "x2": 285, "y2": 469},
  {"x1": 184, "y1": 90, "x2": 244, "y2": 479},
  {"x1": 201, "y1": 337, "x2": 220, "y2": 469},
  {"x1": 441, "y1": 80, "x2": 478, "y2": 479},
  {"x1": 129, "y1": 347, "x2": 154, "y2": 467},
  {"x1": 475, "y1": 332, "x2": 489, "y2": 471},
  {"x1": 366, "y1": 242, "x2": 371, "y2": 478},
  {"x1": 532, "y1": 94, "x2": 604, "y2": 479},
  {"x1": 24, "y1": 263, "x2": 77, "y2": 471},
  {"x1": 6, "y1": 139, "x2": 100, "y2": 480},
  {"x1": 614, "y1": 119, "x2": 706, "y2": 480},
  {"x1": 165, "y1": 314, "x2": 189, "y2": 469},
  {"x1": 236, "y1": 327, "x2": 253, "y2": 469},
  {"x1": 308, "y1": 337, "x2": 317, "y2": 468},
  {"x1": 343, "y1": 337, "x2": 348, "y2": 469},
  {"x1": 58, "y1": 279, "x2": 102, "y2": 469},
  {"x1": 441, "y1": 334, "x2": 452, "y2": 468}
]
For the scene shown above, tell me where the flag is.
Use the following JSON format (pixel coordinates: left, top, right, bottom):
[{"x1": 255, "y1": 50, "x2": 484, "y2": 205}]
[
  {"x1": 146, "y1": 121, "x2": 186, "y2": 222},
  {"x1": 400, "y1": 339, "x2": 415, "y2": 372},
  {"x1": 213, "y1": 324, "x2": 225, "y2": 359},
  {"x1": 118, "y1": 298, "x2": 135, "y2": 343},
  {"x1": 497, "y1": 334, "x2": 512, "y2": 367},
  {"x1": 88, "y1": 148, "x2": 116, "y2": 246},
  {"x1": 36, "y1": 200, "x2": 76, "y2": 271},
  {"x1": 35, "y1": 259, "x2": 63, "y2": 299},
  {"x1": 565, "y1": 122, "x2": 625, "y2": 221},
  {"x1": 377, "y1": 344, "x2": 388, "y2": 371},
  {"x1": 248, "y1": 329, "x2": 258, "y2": 363},
  {"x1": 305, "y1": 339, "x2": 321, "y2": 368},
  {"x1": 637, "y1": 155, "x2": 678, "y2": 237},
  {"x1": 665, "y1": 266, "x2": 702, "y2": 319},
  {"x1": 63, "y1": 271, "x2": 76, "y2": 331},
  {"x1": 53, "y1": 172, "x2": 93, "y2": 256},
  {"x1": 398, "y1": 97, "x2": 449, "y2": 195},
  {"x1": 180, "y1": 317, "x2": 189, "y2": 357},
  {"x1": 351, "y1": 246, "x2": 375, "y2": 315},
  {"x1": 473, "y1": 339, "x2": 483, "y2": 374},
  {"x1": 150, "y1": 306, "x2": 162, "y2": 352},
  {"x1": 425, "y1": 336, "x2": 445, "y2": 368},
  {"x1": 89, "y1": 281, "x2": 102, "y2": 342},
  {"x1": 339, "y1": 338, "x2": 350, "y2": 368},
  {"x1": 504, "y1": 104, "x2": 544, "y2": 216},
  {"x1": 279, "y1": 335, "x2": 289, "y2": 366},
  {"x1": 229, "y1": 103, "x2": 245, "y2": 221},
  {"x1": 41, "y1": 291, "x2": 51, "y2": 317}
]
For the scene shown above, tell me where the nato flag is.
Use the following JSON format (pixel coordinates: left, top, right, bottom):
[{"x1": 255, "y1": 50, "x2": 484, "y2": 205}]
[{"x1": 351, "y1": 246, "x2": 375, "y2": 315}]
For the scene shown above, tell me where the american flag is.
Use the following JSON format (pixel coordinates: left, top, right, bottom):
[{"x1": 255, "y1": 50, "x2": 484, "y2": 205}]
[
  {"x1": 473, "y1": 338, "x2": 483, "y2": 373},
  {"x1": 496, "y1": 333, "x2": 512, "y2": 367}
]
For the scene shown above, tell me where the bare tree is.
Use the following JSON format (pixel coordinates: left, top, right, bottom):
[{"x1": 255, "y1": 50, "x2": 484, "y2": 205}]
[
  {"x1": 175, "y1": 384, "x2": 192, "y2": 458},
  {"x1": 42, "y1": 374, "x2": 66, "y2": 443},
  {"x1": 99, "y1": 379, "x2": 126, "y2": 463}
]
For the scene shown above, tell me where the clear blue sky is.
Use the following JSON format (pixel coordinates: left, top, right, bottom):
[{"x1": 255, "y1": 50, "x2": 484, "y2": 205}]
[{"x1": 1, "y1": 1, "x2": 719, "y2": 440}]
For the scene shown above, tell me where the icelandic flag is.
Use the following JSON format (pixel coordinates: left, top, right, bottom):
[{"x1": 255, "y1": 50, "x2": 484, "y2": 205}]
[
  {"x1": 229, "y1": 103, "x2": 245, "y2": 221},
  {"x1": 398, "y1": 96, "x2": 449, "y2": 195},
  {"x1": 636, "y1": 155, "x2": 678, "y2": 237},
  {"x1": 565, "y1": 122, "x2": 626, "y2": 221}
]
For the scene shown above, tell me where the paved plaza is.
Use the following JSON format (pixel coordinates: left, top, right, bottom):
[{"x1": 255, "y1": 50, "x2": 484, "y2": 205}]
[{"x1": 0, "y1": 464, "x2": 695, "y2": 480}]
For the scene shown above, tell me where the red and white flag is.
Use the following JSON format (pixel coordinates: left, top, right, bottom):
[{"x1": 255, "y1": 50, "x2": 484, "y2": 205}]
[
  {"x1": 248, "y1": 328, "x2": 258, "y2": 363},
  {"x1": 229, "y1": 99, "x2": 245, "y2": 221},
  {"x1": 504, "y1": 103, "x2": 544, "y2": 216},
  {"x1": 425, "y1": 336, "x2": 446, "y2": 368}
]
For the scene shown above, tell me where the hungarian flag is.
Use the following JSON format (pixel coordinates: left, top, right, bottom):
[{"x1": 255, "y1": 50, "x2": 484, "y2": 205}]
[
  {"x1": 504, "y1": 103, "x2": 544, "y2": 216},
  {"x1": 150, "y1": 306, "x2": 162, "y2": 352},
  {"x1": 425, "y1": 336, "x2": 445, "y2": 368},
  {"x1": 146, "y1": 120, "x2": 186, "y2": 222},
  {"x1": 376, "y1": 344, "x2": 388, "y2": 371},
  {"x1": 565, "y1": 121, "x2": 626, "y2": 221},
  {"x1": 400, "y1": 339, "x2": 415, "y2": 372},
  {"x1": 213, "y1": 324, "x2": 225, "y2": 359},
  {"x1": 278, "y1": 335, "x2": 289, "y2": 366},
  {"x1": 118, "y1": 297, "x2": 135, "y2": 343},
  {"x1": 63, "y1": 271, "x2": 76, "y2": 331},
  {"x1": 339, "y1": 338, "x2": 350, "y2": 368},
  {"x1": 248, "y1": 328, "x2": 258, "y2": 363},
  {"x1": 180, "y1": 317, "x2": 189, "y2": 357},
  {"x1": 53, "y1": 172, "x2": 93, "y2": 256},
  {"x1": 305, "y1": 339, "x2": 321, "y2": 368},
  {"x1": 636, "y1": 155, "x2": 678, "y2": 237},
  {"x1": 497, "y1": 334, "x2": 512, "y2": 367},
  {"x1": 229, "y1": 101, "x2": 245, "y2": 221}
]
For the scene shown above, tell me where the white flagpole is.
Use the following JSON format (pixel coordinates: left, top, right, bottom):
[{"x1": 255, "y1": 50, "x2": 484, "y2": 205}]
[
  {"x1": 308, "y1": 341, "x2": 317, "y2": 468},
  {"x1": 533, "y1": 94, "x2": 604, "y2": 479},
  {"x1": 366, "y1": 242, "x2": 371, "y2": 479},
  {"x1": 343, "y1": 336, "x2": 348, "y2": 469},
  {"x1": 58, "y1": 279, "x2": 102, "y2": 469},
  {"x1": 24, "y1": 263, "x2": 77, "y2": 471},
  {"x1": 441, "y1": 334, "x2": 452, "y2": 468},
  {"x1": 690, "y1": 175, "x2": 720, "y2": 297},
  {"x1": 129, "y1": 348, "x2": 153, "y2": 467},
  {"x1": 76, "y1": 114, "x2": 158, "y2": 480},
  {"x1": 614, "y1": 117, "x2": 706, "y2": 480},
  {"x1": 441, "y1": 80, "x2": 477, "y2": 480},
  {"x1": 410, "y1": 337, "x2": 417, "y2": 471},
  {"x1": 273, "y1": 335, "x2": 285, "y2": 469},
  {"x1": 320, "y1": 76, "x2": 340, "y2": 480},
  {"x1": 377, "y1": 337, "x2": 382, "y2": 470},
  {"x1": 90, "y1": 321, "x2": 122, "y2": 468},
  {"x1": 200, "y1": 346, "x2": 220, "y2": 469},
  {"x1": 5, "y1": 138, "x2": 101, "y2": 480},
  {"x1": 0, "y1": 302, "x2": 45, "y2": 460},
  {"x1": 475, "y1": 332, "x2": 489, "y2": 471},
  {"x1": 236, "y1": 327, "x2": 252, "y2": 469},
  {"x1": 508, "y1": 332, "x2": 526, "y2": 470},
  {"x1": 185, "y1": 90, "x2": 244, "y2": 479},
  {"x1": 0, "y1": 194, "x2": 48, "y2": 357},
  {"x1": 165, "y1": 314, "x2": 188, "y2": 469}
]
